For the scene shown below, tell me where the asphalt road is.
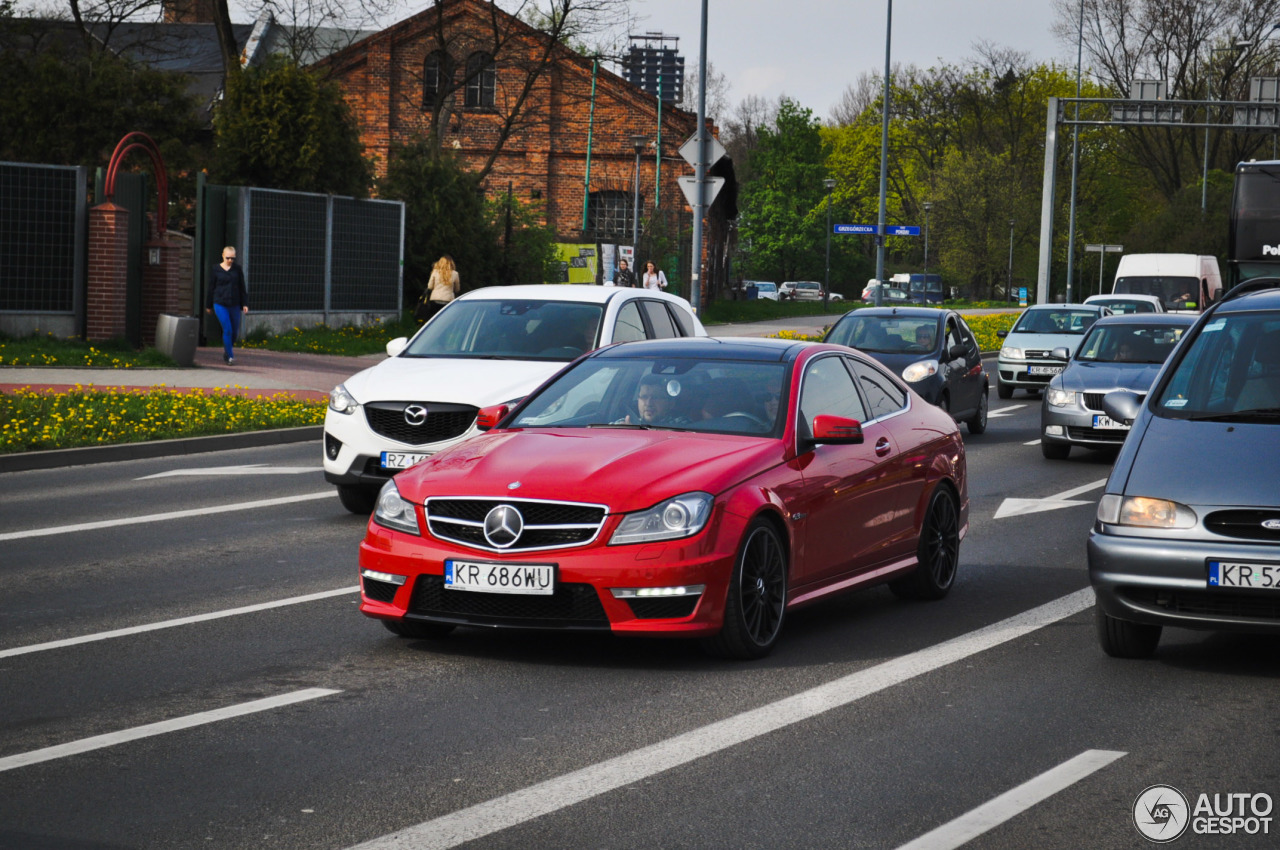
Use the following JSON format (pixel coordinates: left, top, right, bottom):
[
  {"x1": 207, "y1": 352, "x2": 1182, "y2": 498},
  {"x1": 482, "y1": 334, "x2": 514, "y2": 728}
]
[{"x1": 1, "y1": 400, "x2": 1277, "y2": 849}]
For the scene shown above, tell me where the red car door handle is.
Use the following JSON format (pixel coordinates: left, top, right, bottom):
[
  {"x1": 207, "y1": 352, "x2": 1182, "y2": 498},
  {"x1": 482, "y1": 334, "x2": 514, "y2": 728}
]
[{"x1": 875, "y1": 438, "x2": 891, "y2": 457}]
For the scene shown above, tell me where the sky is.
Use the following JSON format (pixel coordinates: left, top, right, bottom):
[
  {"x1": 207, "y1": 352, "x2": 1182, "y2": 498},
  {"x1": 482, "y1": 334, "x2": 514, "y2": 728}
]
[{"x1": 628, "y1": 0, "x2": 1071, "y2": 121}]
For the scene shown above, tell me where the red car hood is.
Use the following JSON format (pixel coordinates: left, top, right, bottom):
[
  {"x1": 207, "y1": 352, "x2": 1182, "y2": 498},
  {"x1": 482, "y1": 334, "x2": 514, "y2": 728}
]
[{"x1": 395, "y1": 428, "x2": 786, "y2": 513}]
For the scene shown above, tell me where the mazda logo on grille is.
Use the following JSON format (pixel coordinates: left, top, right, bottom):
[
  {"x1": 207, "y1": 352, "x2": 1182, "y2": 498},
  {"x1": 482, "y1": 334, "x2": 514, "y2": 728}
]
[
  {"x1": 1263, "y1": 519, "x2": 1280, "y2": 531},
  {"x1": 403, "y1": 405, "x2": 429, "y2": 426},
  {"x1": 484, "y1": 504, "x2": 524, "y2": 548}
]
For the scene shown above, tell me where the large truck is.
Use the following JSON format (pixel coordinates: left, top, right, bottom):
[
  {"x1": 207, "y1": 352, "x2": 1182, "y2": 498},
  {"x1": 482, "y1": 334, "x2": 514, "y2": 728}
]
[{"x1": 1112, "y1": 253, "x2": 1222, "y2": 312}]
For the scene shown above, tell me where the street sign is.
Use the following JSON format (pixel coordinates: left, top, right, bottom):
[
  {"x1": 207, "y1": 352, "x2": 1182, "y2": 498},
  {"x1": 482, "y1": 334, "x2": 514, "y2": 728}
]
[
  {"x1": 1085, "y1": 244, "x2": 1124, "y2": 253},
  {"x1": 679, "y1": 134, "x2": 727, "y2": 167},
  {"x1": 834, "y1": 224, "x2": 920, "y2": 236},
  {"x1": 678, "y1": 175, "x2": 725, "y2": 207}
]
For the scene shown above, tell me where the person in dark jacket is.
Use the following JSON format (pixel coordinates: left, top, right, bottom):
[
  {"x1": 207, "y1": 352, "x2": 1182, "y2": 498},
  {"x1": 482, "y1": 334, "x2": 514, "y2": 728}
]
[{"x1": 206, "y1": 245, "x2": 249, "y2": 365}]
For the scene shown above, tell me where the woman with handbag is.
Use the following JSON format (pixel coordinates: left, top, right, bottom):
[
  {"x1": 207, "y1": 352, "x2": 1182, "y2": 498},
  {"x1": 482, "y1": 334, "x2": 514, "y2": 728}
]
[{"x1": 416, "y1": 255, "x2": 460, "y2": 323}]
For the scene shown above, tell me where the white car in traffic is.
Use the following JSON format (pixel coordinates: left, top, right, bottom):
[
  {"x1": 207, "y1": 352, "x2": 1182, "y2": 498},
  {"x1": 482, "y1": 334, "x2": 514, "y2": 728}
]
[{"x1": 323, "y1": 285, "x2": 706, "y2": 512}]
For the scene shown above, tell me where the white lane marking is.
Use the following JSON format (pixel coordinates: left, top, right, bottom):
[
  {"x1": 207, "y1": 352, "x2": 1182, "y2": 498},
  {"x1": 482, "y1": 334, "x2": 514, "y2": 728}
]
[
  {"x1": 993, "y1": 478, "x2": 1108, "y2": 520},
  {"x1": 137, "y1": 464, "x2": 320, "y2": 480},
  {"x1": 0, "y1": 491, "x2": 334, "y2": 542},
  {"x1": 0, "y1": 587, "x2": 359, "y2": 660},
  {"x1": 893, "y1": 749, "x2": 1127, "y2": 850},
  {"x1": 0, "y1": 688, "x2": 341, "y2": 773},
  {"x1": 1024, "y1": 439, "x2": 1041, "y2": 445},
  {"x1": 987, "y1": 404, "x2": 1027, "y2": 419},
  {"x1": 346, "y1": 589, "x2": 1096, "y2": 850}
]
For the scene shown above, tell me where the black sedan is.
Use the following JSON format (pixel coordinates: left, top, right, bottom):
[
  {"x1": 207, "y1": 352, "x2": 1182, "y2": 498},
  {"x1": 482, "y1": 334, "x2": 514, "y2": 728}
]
[{"x1": 825, "y1": 307, "x2": 988, "y2": 434}]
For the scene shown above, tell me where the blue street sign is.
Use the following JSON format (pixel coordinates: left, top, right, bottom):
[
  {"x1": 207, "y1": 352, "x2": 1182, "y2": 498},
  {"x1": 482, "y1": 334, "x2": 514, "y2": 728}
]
[{"x1": 834, "y1": 224, "x2": 921, "y2": 236}]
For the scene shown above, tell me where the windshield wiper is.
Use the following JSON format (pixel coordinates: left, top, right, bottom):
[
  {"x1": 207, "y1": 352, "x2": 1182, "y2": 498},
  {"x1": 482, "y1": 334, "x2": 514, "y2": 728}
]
[{"x1": 1184, "y1": 408, "x2": 1280, "y2": 422}]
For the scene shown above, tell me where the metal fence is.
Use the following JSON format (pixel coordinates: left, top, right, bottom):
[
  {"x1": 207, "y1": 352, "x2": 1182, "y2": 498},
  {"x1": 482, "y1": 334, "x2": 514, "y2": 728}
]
[
  {"x1": 0, "y1": 162, "x2": 87, "y2": 335},
  {"x1": 202, "y1": 184, "x2": 405, "y2": 322}
]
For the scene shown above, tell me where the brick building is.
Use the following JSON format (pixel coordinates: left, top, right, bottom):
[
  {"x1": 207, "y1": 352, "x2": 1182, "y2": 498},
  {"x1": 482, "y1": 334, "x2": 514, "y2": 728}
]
[{"x1": 317, "y1": 0, "x2": 736, "y2": 290}]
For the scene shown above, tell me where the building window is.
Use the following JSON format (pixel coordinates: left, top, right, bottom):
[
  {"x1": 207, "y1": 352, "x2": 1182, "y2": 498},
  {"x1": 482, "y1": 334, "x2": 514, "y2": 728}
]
[
  {"x1": 423, "y1": 51, "x2": 448, "y2": 106},
  {"x1": 587, "y1": 190, "x2": 641, "y2": 239},
  {"x1": 464, "y1": 52, "x2": 495, "y2": 108}
]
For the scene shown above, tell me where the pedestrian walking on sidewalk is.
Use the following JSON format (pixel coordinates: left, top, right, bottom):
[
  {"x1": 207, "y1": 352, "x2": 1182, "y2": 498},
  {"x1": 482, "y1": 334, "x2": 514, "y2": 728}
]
[
  {"x1": 416, "y1": 255, "x2": 461, "y2": 323},
  {"x1": 206, "y1": 246, "x2": 248, "y2": 365},
  {"x1": 641, "y1": 261, "x2": 668, "y2": 291}
]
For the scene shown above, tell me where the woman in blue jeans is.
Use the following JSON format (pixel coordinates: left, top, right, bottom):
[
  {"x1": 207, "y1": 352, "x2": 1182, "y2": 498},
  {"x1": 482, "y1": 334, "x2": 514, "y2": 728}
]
[{"x1": 206, "y1": 246, "x2": 249, "y2": 365}]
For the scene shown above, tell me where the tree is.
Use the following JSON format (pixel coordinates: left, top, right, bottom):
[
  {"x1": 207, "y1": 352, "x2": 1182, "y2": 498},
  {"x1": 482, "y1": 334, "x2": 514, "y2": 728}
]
[
  {"x1": 737, "y1": 99, "x2": 827, "y2": 282},
  {"x1": 679, "y1": 60, "x2": 730, "y2": 122},
  {"x1": 378, "y1": 142, "x2": 555, "y2": 297},
  {"x1": 211, "y1": 54, "x2": 371, "y2": 196}
]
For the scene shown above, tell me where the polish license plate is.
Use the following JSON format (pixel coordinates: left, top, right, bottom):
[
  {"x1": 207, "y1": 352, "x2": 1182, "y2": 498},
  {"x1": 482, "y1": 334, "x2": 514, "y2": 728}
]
[
  {"x1": 1208, "y1": 560, "x2": 1280, "y2": 590},
  {"x1": 381, "y1": 451, "x2": 430, "y2": 470},
  {"x1": 1091, "y1": 414, "x2": 1129, "y2": 430},
  {"x1": 1028, "y1": 365, "x2": 1064, "y2": 376},
  {"x1": 444, "y1": 560, "x2": 556, "y2": 595}
]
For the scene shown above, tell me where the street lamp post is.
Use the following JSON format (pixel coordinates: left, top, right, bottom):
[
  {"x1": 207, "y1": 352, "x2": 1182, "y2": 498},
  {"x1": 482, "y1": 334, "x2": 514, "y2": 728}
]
[
  {"x1": 923, "y1": 201, "x2": 933, "y2": 278},
  {"x1": 631, "y1": 135, "x2": 646, "y2": 256},
  {"x1": 874, "y1": 0, "x2": 893, "y2": 307},
  {"x1": 824, "y1": 178, "x2": 835, "y2": 311},
  {"x1": 1008, "y1": 219, "x2": 1015, "y2": 302}
]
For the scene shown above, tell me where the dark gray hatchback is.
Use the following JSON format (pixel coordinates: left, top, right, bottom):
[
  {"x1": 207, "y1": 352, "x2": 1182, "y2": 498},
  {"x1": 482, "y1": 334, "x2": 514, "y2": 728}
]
[{"x1": 1088, "y1": 280, "x2": 1280, "y2": 657}]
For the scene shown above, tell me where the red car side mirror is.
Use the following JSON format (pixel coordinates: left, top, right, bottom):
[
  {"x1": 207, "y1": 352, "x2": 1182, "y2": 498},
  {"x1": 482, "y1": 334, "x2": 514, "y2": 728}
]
[
  {"x1": 811, "y1": 415, "x2": 864, "y2": 445},
  {"x1": 476, "y1": 404, "x2": 510, "y2": 431}
]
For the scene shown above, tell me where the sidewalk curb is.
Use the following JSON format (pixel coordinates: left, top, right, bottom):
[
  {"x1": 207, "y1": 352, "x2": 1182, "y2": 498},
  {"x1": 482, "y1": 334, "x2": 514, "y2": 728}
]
[{"x1": 0, "y1": 426, "x2": 322, "y2": 474}]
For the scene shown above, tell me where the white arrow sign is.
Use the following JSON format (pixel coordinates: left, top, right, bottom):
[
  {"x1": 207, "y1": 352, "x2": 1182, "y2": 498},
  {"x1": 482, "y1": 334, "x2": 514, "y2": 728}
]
[
  {"x1": 993, "y1": 478, "x2": 1107, "y2": 520},
  {"x1": 987, "y1": 404, "x2": 1026, "y2": 419},
  {"x1": 137, "y1": 465, "x2": 319, "y2": 481}
]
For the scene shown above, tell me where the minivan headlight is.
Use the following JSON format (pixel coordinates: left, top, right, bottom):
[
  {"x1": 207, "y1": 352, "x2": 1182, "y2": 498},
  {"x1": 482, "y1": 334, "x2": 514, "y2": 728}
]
[
  {"x1": 1097, "y1": 494, "x2": 1196, "y2": 529},
  {"x1": 610, "y1": 492, "x2": 713, "y2": 545},
  {"x1": 902, "y1": 360, "x2": 939, "y2": 383}
]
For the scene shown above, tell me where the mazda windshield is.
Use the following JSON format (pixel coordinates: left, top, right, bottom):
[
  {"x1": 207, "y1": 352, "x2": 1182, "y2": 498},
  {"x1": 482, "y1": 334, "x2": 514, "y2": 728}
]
[{"x1": 404, "y1": 300, "x2": 604, "y2": 361}]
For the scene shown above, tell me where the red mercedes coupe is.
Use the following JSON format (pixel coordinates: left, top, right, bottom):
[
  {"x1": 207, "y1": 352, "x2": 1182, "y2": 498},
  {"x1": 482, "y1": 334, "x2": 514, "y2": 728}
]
[{"x1": 358, "y1": 337, "x2": 968, "y2": 658}]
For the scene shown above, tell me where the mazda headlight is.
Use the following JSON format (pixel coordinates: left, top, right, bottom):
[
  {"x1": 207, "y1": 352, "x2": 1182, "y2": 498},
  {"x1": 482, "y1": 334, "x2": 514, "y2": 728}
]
[
  {"x1": 1047, "y1": 388, "x2": 1077, "y2": 407},
  {"x1": 329, "y1": 383, "x2": 358, "y2": 415},
  {"x1": 610, "y1": 492, "x2": 714, "y2": 545},
  {"x1": 373, "y1": 480, "x2": 421, "y2": 535},
  {"x1": 902, "y1": 359, "x2": 939, "y2": 383},
  {"x1": 1096, "y1": 494, "x2": 1196, "y2": 529},
  {"x1": 1000, "y1": 346, "x2": 1024, "y2": 360}
]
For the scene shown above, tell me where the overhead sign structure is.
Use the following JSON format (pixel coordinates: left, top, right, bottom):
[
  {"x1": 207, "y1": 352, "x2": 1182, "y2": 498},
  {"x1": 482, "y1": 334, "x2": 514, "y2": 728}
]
[{"x1": 834, "y1": 224, "x2": 920, "y2": 236}]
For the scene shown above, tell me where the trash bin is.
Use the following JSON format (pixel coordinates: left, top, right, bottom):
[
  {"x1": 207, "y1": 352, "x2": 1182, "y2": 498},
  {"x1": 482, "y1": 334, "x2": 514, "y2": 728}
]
[
  {"x1": 155, "y1": 313, "x2": 199, "y2": 366},
  {"x1": 745, "y1": 284, "x2": 758, "y2": 300}
]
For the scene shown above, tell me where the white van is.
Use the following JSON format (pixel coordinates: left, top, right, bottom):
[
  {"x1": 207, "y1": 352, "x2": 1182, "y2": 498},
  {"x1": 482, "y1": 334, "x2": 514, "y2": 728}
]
[{"x1": 1112, "y1": 254, "x2": 1222, "y2": 312}]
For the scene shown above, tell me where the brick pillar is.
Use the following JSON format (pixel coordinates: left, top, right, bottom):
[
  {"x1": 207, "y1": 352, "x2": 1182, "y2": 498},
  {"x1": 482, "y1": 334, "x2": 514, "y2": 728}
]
[
  {"x1": 140, "y1": 238, "x2": 183, "y2": 346},
  {"x1": 87, "y1": 203, "x2": 130, "y2": 342}
]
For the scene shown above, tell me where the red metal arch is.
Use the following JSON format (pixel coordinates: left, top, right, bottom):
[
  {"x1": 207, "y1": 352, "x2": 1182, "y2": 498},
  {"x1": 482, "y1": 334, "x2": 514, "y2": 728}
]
[{"x1": 104, "y1": 131, "x2": 170, "y2": 235}]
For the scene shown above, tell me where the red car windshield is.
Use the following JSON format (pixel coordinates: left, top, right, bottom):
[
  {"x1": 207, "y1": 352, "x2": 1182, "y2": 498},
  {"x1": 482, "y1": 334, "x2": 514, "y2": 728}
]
[{"x1": 509, "y1": 357, "x2": 791, "y2": 436}]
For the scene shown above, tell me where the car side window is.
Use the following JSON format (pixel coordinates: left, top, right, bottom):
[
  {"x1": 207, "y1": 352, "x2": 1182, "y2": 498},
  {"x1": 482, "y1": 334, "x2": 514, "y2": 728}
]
[
  {"x1": 850, "y1": 359, "x2": 907, "y2": 418},
  {"x1": 957, "y1": 317, "x2": 980, "y2": 353},
  {"x1": 613, "y1": 301, "x2": 647, "y2": 343},
  {"x1": 668, "y1": 303, "x2": 695, "y2": 336},
  {"x1": 639, "y1": 300, "x2": 678, "y2": 338},
  {"x1": 945, "y1": 320, "x2": 963, "y2": 355},
  {"x1": 799, "y1": 356, "x2": 868, "y2": 432}
]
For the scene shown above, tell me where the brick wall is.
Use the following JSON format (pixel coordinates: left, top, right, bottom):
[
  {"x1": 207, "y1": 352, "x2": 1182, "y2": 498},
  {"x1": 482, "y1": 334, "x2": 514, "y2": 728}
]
[
  {"x1": 320, "y1": 0, "x2": 701, "y2": 242},
  {"x1": 86, "y1": 203, "x2": 130, "y2": 342}
]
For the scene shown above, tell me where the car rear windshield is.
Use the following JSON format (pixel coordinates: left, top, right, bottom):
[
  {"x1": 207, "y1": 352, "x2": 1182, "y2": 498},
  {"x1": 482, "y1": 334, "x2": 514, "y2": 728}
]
[
  {"x1": 509, "y1": 357, "x2": 791, "y2": 437},
  {"x1": 1075, "y1": 324, "x2": 1187, "y2": 364},
  {"x1": 826, "y1": 315, "x2": 939, "y2": 354},
  {"x1": 1012, "y1": 309, "x2": 1099, "y2": 335},
  {"x1": 404, "y1": 300, "x2": 604, "y2": 361},
  {"x1": 1153, "y1": 312, "x2": 1280, "y2": 419},
  {"x1": 1091, "y1": 298, "x2": 1157, "y2": 314}
]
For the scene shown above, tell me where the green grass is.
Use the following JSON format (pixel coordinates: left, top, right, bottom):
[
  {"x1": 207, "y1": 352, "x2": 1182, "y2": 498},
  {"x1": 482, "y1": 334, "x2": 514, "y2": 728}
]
[
  {"x1": 240, "y1": 314, "x2": 421, "y2": 356},
  {"x1": 0, "y1": 332, "x2": 177, "y2": 368}
]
